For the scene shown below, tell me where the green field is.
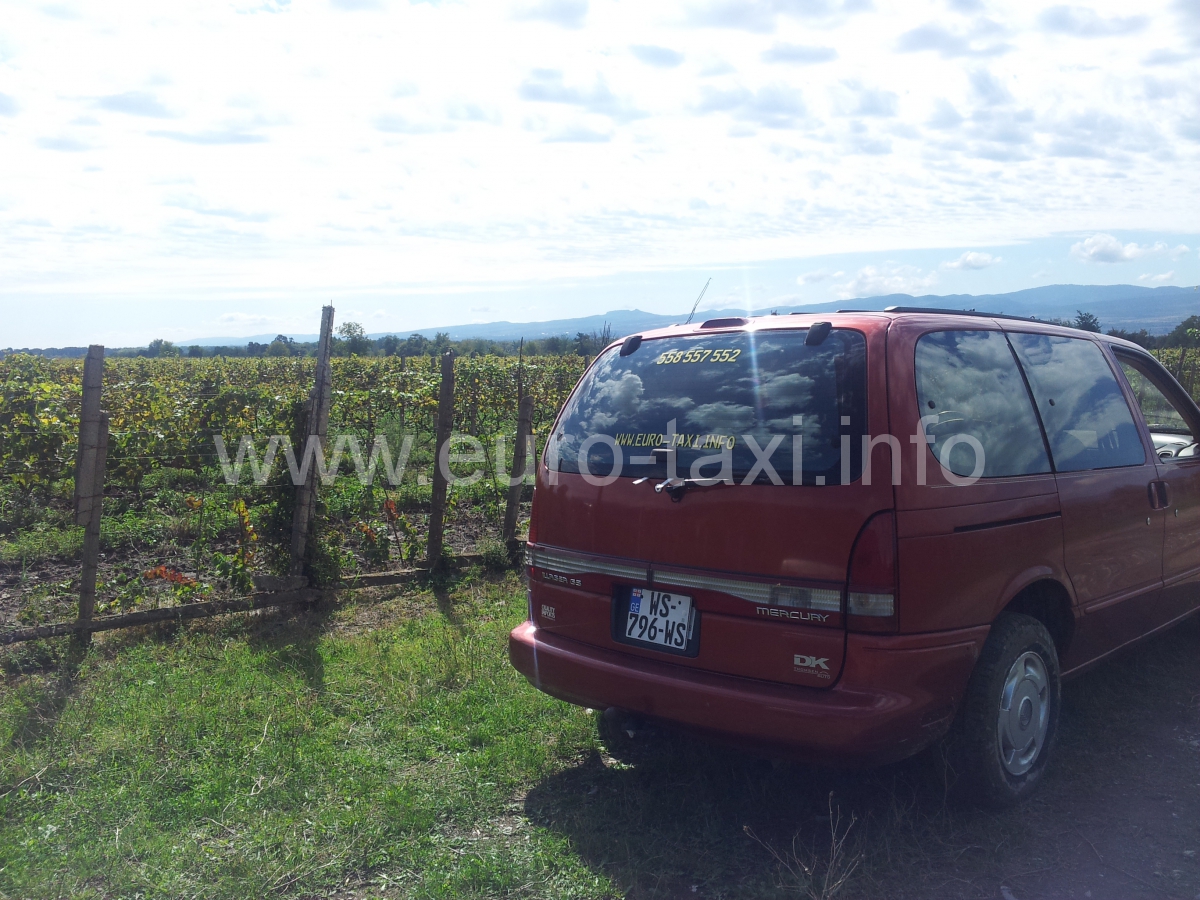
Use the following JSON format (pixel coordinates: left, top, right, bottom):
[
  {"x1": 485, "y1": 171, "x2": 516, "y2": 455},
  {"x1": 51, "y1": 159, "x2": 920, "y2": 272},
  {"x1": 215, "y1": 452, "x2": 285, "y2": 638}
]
[
  {"x1": 0, "y1": 353, "x2": 584, "y2": 632},
  {"x1": 4, "y1": 571, "x2": 1199, "y2": 900},
  {"x1": 1, "y1": 573, "x2": 614, "y2": 899},
  {"x1": 3, "y1": 351, "x2": 1200, "y2": 899}
]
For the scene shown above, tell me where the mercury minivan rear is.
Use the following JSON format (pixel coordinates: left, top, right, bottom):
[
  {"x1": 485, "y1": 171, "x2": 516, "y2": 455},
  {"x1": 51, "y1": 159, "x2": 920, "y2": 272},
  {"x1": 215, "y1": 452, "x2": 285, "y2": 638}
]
[{"x1": 509, "y1": 313, "x2": 985, "y2": 766}]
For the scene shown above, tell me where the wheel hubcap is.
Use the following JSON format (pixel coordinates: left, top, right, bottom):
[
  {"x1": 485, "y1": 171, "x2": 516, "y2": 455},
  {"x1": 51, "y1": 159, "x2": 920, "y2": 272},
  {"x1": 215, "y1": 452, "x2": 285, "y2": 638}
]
[{"x1": 997, "y1": 651, "x2": 1050, "y2": 776}]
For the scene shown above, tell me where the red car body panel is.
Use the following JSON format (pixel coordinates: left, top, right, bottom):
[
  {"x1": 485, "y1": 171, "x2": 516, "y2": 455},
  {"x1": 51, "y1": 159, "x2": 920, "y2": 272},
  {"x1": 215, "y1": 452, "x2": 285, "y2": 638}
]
[
  {"x1": 509, "y1": 311, "x2": 1200, "y2": 764},
  {"x1": 510, "y1": 620, "x2": 987, "y2": 766},
  {"x1": 1159, "y1": 453, "x2": 1200, "y2": 623}
]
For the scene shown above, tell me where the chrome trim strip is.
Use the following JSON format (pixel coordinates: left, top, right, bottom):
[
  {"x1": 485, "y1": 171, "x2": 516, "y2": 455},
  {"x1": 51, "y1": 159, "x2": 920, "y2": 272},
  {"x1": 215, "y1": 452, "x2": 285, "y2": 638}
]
[
  {"x1": 653, "y1": 569, "x2": 843, "y2": 612},
  {"x1": 526, "y1": 545, "x2": 648, "y2": 582},
  {"x1": 528, "y1": 544, "x2": 842, "y2": 612}
]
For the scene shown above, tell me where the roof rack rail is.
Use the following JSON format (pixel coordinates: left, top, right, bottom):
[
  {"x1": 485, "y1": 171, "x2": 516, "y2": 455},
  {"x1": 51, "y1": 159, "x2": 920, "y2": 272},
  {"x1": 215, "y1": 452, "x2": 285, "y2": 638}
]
[{"x1": 835, "y1": 306, "x2": 1039, "y2": 323}]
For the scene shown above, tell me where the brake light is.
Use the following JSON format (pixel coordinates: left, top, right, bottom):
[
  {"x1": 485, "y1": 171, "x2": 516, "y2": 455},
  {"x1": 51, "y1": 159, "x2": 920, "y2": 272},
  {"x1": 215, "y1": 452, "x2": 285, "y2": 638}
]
[{"x1": 846, "y1": 511, "x2": 898, "y2": 633}]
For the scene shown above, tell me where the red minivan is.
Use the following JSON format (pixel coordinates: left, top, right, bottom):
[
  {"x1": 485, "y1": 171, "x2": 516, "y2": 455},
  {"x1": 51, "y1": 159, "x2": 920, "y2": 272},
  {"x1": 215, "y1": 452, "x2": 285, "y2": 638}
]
[{"x1": 508, "y1": 309, "x2": 1200, "y2": 805}]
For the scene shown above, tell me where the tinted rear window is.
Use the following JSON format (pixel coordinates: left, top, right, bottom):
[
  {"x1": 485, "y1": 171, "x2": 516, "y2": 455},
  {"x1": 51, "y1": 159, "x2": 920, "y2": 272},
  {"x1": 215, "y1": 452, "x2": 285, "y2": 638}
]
[
  {"x1": 1008, "y1": 333, "x2": 1144, "y2": 472},
  {"x1": 915, "y1": 330, "x2": 1051, "y2": 478},
  {"x1": 550, "y1": 329, "x2": 867, "y2": 485}
]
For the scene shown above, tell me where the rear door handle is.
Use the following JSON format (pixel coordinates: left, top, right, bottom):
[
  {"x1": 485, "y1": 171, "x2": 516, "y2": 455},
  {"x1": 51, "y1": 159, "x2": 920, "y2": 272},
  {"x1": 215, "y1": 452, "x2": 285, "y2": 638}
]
[{"x1": 1148, "y1": 480, "x2": 1169, "y2": 509}]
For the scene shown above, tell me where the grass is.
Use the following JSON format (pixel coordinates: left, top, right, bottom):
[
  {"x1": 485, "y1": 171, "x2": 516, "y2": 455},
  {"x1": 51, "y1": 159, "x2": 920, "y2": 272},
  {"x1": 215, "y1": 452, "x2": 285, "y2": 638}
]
[
  {"x1": 2, "y1": 568, "x2": 1198, "y2": 900},
  {"x1": 0, "y1": 572, "x2": 610, "y2": 899},
  {"x1": 0, "y1": 526, "x2": 84, "y2": 567}
]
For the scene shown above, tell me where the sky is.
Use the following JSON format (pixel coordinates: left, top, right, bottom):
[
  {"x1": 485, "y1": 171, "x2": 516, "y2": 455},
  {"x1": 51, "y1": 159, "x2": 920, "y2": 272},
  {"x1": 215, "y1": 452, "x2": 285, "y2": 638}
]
[{"x1": 1, "y1": 0, "x2": 1198, "y2": 347}]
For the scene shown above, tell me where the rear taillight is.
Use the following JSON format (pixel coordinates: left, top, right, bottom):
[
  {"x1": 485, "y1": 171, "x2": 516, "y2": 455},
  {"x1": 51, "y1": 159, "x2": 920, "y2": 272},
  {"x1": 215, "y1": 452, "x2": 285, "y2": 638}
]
[{"x1": 846, "y1": 511, "x2": 898, "y2": 633}]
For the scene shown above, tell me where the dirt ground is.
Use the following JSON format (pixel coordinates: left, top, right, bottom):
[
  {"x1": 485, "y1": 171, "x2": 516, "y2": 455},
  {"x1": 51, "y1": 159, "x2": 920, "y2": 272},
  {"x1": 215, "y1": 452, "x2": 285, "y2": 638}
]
[
  {"x1": 984, "y1": 614, "x2": 1200, "y2": 900},
  {"x1": 0, "y1": 500, "x2": 522, "y2": 630}
]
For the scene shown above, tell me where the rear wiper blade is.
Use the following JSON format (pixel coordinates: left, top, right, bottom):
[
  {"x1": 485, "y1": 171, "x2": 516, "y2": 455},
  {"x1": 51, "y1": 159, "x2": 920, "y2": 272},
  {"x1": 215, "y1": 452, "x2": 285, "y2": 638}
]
[{"x1": 652, "y1": 476, "x2": 729, "y2": 502}]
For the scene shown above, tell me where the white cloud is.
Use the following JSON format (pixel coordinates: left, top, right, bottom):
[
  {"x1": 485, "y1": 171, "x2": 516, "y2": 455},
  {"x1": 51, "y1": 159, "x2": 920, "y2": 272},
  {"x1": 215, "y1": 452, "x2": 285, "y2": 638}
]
[
  {"x1": 684, "y1": 1, "x2": 780, "y2": 33},
  {"x1": 631, "y1": 44, "x2": 684, "y2": 68},
  {"x1": 149, "y1": 128, "x2": 267, "y2": 144},
  {"x1": 762, "y1": 43, "x2": 838, "y2": 64},
  {"x1": 969, "y1": 68, "x2": 1014, "y2": 105},
  {"x1": 543, "y1": 123, "x2": 611, "y2": 142},
  {"x1": 831, "y1": 81, "x2": 899, "y2": 117},
  {"x1": 835, "y1": 265, "x2": 937, "y2": 299},
  {"x1": 927, "y1": 98, "x2": 964, "y2": 129},
  {"x1": 41, "y1": 4, "x2": 81, "y2": 19},
  {"x1": 1143, "y1": 48, "x2": 1191, "y2": 65},
  {"x1": 1070, "y1": 233, "x2": 1177, "y2": 263},
  {"x1": 685, "y1": 0, "x2": 869, "y2": 33},
  {"x1": 1038, "y1": 6, "x2": 1149, "y2": 38},
  {"x1": 3, "y1": 0, "x2": 1200, "y2": 347},
  {"x1": 896, "y1": 23, "x2": 1011, "y2": 58},
  {"x1": 943, "y1": 251, "x2": 1001, "y2": 270},
  {"x1": 796, "y1": 269, "x2": 842, "y2": 285},
  {"x1": 1138, "y1": 271, "x2": 1175, "y2": 284},
  {"x1": 518, "y1": 69, "x2": 644, "y2": 122},
  {"x1": 446, "y1": 100, "x2": 500, "y2": 124},
  {"x1": 166, "y1": 194, "x2": 270, "y2": 222},
  {"x1": 37, "y1": 136, "x2": 92, "y2": 152},
  {"x1": 513, "y1": 0, "x2": 588, "y2": 29},
  {"x1": 219, "y1": 312, "x2": 272, "y2": 325},
  {"x1": 95, "y1": 91, "x2": 173, "y2": 118},
  {"x1": 1178, "y1": 0, "x2": 1200, "y2": 47},
  {"x1": 695, "y1": 83, "x2": 807, "y2": 129}
]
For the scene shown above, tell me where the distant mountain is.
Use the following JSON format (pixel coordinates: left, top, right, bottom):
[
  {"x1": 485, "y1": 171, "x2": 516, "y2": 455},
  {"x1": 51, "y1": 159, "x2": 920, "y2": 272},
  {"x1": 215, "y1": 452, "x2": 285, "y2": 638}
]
[
  {"x1": 178, "y1": 284, "x2": 1199, "y2": 347},
  {"x1": 384, "y1": 310, "x2": 703, "y2": 343},
  {"x1": 800, "y1": 284, "x2": 1200, "y2": 333}
]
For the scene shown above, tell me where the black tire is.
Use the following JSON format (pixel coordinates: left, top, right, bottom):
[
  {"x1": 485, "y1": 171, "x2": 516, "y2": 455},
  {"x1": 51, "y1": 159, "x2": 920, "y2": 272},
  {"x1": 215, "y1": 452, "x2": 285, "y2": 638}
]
[
  {"x1": 597, "y1": 706, "x2": 627, "y2": 745},
  {"x1": 952, "y1": 612, "x2": 1061, "y2": 808}
]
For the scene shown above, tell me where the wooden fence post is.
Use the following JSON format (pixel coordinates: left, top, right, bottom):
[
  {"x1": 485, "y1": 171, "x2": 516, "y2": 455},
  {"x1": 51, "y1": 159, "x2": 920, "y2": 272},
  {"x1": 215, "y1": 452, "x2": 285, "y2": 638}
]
[
  {"x1": 516, "y1": 338, "x2": 524, "y2": 402},
  {"x1": 289, "y1": 306, "x2": 335, "y2": 577},
  {"x1": 426, "y1": 350, "x2": 455, "y2": 565},
  {"x1": 74, "y1": 345, "x2": 109, "y2": 642},
  {"x1": 503, "y1": 394, "x2": 535, "y2": 550}
]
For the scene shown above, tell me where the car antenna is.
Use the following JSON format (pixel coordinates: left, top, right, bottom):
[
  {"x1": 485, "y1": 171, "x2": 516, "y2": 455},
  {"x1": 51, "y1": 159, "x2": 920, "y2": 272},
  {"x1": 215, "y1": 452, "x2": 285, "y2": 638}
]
[{"x1": 684, "y1": 278, "x2": 711, "y2": 325}]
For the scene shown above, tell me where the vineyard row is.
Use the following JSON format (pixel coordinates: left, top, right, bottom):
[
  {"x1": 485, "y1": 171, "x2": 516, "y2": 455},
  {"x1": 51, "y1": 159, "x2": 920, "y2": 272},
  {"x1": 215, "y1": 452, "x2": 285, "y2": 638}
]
[{"x1": 0, "y1": 353, "x2": 587, "y2": 488}]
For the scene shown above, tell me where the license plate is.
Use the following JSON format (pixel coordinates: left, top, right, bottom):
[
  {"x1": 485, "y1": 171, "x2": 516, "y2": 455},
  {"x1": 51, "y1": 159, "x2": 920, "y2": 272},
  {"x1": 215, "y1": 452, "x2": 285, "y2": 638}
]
[{"x1": 624, "y1": 588, "x2": 694, "y2": 651}]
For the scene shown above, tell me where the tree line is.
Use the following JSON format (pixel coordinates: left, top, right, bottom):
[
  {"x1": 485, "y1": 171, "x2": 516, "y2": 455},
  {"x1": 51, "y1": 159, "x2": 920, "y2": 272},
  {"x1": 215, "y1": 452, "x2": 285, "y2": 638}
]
[
  {"x1": 83, "y1": 322, "x2": 618, "y2": 360},
  {"x1": 1047, "y1": 310, "x2": 1200, "y2": 351},
  {"x1": 8, "y1": 312, "x2": 1200, "y2": 359},
  {"x1": 92, "y1": 314, "x2": 1200, "y2": 357}
]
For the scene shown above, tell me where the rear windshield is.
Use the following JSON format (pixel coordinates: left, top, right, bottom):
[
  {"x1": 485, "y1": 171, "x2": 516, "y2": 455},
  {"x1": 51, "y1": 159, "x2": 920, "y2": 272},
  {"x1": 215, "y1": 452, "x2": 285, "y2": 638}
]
[{"x1": 549, "y1": 328, "x2": 867, "y2": 485}]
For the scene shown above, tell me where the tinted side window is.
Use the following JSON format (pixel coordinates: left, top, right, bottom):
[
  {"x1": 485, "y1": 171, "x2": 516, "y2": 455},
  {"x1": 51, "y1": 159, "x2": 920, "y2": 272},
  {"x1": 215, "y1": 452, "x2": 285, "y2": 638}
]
[
  {"x1": 915, "y1": 330, "x2": 1051, "y2": 478},
  {"x1": 1118, "y1": 358, "x2": 1194, "y2": 437},
  {"x1": 1008, "y1": 333, "x2": 1144, "y2": 472},
  {"x1": 1117, "y1": 353, "x2": 1200, "y2": 461}
]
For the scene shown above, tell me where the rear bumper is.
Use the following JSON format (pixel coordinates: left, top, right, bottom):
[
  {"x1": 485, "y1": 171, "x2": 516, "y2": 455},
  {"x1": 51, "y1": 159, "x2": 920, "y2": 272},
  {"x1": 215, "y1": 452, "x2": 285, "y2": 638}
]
[{"x1": 509, "y1": 620, "x2": 988, "y2": 766}]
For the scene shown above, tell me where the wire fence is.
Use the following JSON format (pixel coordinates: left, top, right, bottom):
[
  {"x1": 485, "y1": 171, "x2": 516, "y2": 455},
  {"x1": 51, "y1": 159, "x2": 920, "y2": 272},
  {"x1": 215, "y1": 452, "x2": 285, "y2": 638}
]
[
  {"x1": 3, "y1": 339, "x2": 1197, "y2": 641},
  {"x1": 0, "y1": 351, "x2": 587, "y2": 640}
]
